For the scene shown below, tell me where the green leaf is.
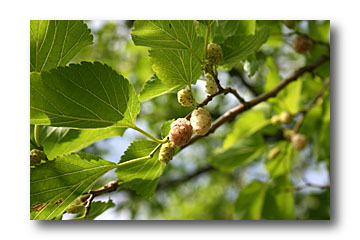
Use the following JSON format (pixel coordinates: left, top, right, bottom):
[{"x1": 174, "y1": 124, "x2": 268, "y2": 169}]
[
  {"x1": 149, "y1": 48, "x2": 203, "y2": 86},
  {"x1": 256, "y1": 20, "x2": 283, "y2": 48},
  {"x1": 209, "y1": 135, "x2": 266, "y2": 171},
  {"x1": 278, "y1": 78, "x2": 303, "y2": 113},
  {"x1": 115, "y1": 140, "x2": 166, "y2": 197},
  {"x1": 30, "y1": 153, "x2": 117, "y2": 220},
  {"x1": 139, "y1": 74, "x2": 183, "y2": 102},
  {"x1": 266, "y1": 142, "x2": 293, "y2": 178},
  {"x1": 30, "y1": 20, "x2": 93, "y2": 72},
  {"x1": 131, "y1": 20, "x2": 202, "y2": 52},
  {"x1": 213, "y1": 20, "x2": 256, "y2": 44},
  {"x1": 264, "y1": 57, "x2": 281, "y2": 92},
  {"x1": 271, "y1": 175, "x2": 295, "y2": 220},
  {"x1": 30, "y1": 125, "x2": 125, "y2": 159},
  {"x1": 308, "y1": 20, "x2": 330, "y2": 43},
  {"x1": 235, "y1": 180, "x2": 268, "y2": 220},
  {"x1": 131, "y1": 20, "x2": 203, "y2": 87},
  {"x1": 223, "y1": 110, "x2": 269, "y2": 149},
  {"x1": 30, "y1": 62, "x2": 140, "y2": 129},
  {"x1": 221, "y1": 27, "x2": 269, "y2": 66},
  {"x1": 161, "y1": 119, "x2": 174, "y2": 139},
  {"x1": 72, "y1": 199, "x2": 115, "y2": 220}
]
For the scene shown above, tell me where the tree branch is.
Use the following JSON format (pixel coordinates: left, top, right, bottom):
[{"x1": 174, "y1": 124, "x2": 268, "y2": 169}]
[
  {"x1": 182, "y1": 55, "x2": 330, "y2": 149},
  {"x1": 80, "y1": 179, "x2": 123, "y2": 202}
]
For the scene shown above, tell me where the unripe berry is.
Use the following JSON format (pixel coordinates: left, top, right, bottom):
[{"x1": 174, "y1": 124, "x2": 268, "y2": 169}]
[
  {"x1": 190, "y1": 107, "x2": 212, "y2": 135},
  {"x1": 291, "y1": 133, "x2": 307, "y2": 151},
  {"x1": 271, "y1": 115, "x2": 281, "y2": 125},
  {"x1": 293, "y1": 35, "x2": 311, "y2": 54},
  {"x1": 177, "y1": 89, "x2": 195, "y2": 107},
  {"x1": 207, "y1": 43, "x2": 223, "y2": 65},
  {"x1": 159, "y1": 142, "x2": 176, "y2": 163},
  {"x1": 30, "y1": 149, "x2": 47, "y2": 166},
  {"x1": 202, "y1": 59, "x2": 213, "y2": 74},
  {"x1": 169, "y1": 118, "x2": 193, "y2": 146},
  {"x1": 205, "y1": 73, "x2": 218, "y2": 95},
  {"x1": 267, "y1": 146, "x2": 281, "y2": 160},
  {"x1": 66, "y1": 198, "x2": 84, "y2": 214},
  {"x1": 279, "y1": 111, "x2": 293, "y2": 124}
]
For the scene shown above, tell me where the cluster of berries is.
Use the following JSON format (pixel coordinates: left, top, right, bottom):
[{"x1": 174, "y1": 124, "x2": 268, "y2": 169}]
[
  {"x1": 270, "y1": 111, "x2": 307, "y2": 152},
  {"x1": 159, "y1": 108, "x2": 212, "y2": 163}
]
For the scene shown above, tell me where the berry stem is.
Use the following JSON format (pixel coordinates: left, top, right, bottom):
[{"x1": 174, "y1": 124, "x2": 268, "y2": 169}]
[
  {"x1": 204, "y1": 23, "x2": 211, "y2": 59},
  {"x1": 131, "y1": 125, "x2": 168, "y2": 144},
  {"x1": 116, "y1": 143, "x2": 163, "y2": 167},
  {"x1": 34, "y1": 124, "x2": 42, "y2": 148}
]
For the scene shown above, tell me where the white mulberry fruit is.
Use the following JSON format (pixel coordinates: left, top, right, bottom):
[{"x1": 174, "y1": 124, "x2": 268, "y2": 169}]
[
  {"x1": 293, "y1": 35, "x2": 311, "y2": 54},
  {"x1": 159, "y1": 142, "x2": 176, "y2": 163},
  {"x1": 279, "y1": 111, "x2": 293, "y2": 124},
  {"x1": 291, "y1": 133, "x2": 307, "y2": 151},
  {"x1": 169, "y1": 118, "x2": 193, "y2": 146},
  {"x1": 190, "y1": 107, "x2": 212, "y2": 135},
  {"x1": 205, "y1": 73, "x2": 218, "y2": 95},
  {"x1": 207, "y1": 43, "x2": 223, "y2": 65},
  {"x1": 30, "y1": 149, "x2": 47, "y2": 166},
  {"x1": 177, "y1": 89, "x2": 195, "y2": 107}
]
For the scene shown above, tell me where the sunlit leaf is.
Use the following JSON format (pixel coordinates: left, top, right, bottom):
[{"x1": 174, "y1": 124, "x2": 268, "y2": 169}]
[
  {"x1": 210, "y1": 134, "x2": 266, "y2": 171},
  {"x1": 30, "y1": 125, "x2": 125, "y2": 159},
  {"x1": 139, "y1": 74, "x2": 183, "y2": 102},
  {"x1": 116, "y1": 140, "x2": 166, "y2": 197},
  {"x1": 30, "y1": 20, "x2": 93, "y2": 72},
  {"x1": 30, "y1": 153, "x2": 117, "y2": 220},
  {"x1": 221, "y1": 27, "x2": 269, "y2": 66},
  {"x1": 149, "y1": 48, "x2": 202, "y2": 86},
  {"x1": 72, "y1": 199, "x2": 115, "y2": 220},
  {"x1": 223, "y1": 110, "x2": 269, "y2": 149},
  {"x1": 30, "y1": 62, "x2": 140, "y2": 129}
]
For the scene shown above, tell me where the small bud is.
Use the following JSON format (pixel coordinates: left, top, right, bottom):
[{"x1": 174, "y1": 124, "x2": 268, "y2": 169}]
[
  {"x1": 190, "y1": 107, "x2": 212, "y2": 136},
  {"x1": 207, "y1": 43, "x2": 223, "y2": 65},
  {"x1": 271, "y1": 115, "x2": 281, "y2": 125},
  {"x1": 291, "y1": 133, "x2": 307, "y2": 151},
  {"x1": 159, "y1": 142, "x2": 176, "y2": 163},
  {"x1": 177, "y1": 89, "x2": 195, "y2": 107},
  {"x1": 293, "y1": 35, "x2": 311, "y2": 54},
  {"x1": 267, "y1": 146, "x2": 281, "y2": 160},
  {"x1": 279, "y1": 111, "x2": 293, "y2": 124},
  {"x1": 169, "y1": 118, "x2": 193, "y2": 146},
  {"x1": 30, "y1": 149, "x2": 47, "y2": 166}
]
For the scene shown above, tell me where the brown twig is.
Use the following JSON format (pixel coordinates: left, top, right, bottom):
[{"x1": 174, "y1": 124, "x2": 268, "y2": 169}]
[
  {"x1": 80, "y1": 179, "x2": 123, "y2": 202},
  {"x1": 182, "y1": 55, "x2": 330, "y2": 149}
]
